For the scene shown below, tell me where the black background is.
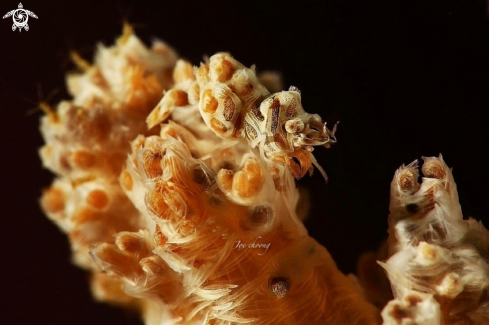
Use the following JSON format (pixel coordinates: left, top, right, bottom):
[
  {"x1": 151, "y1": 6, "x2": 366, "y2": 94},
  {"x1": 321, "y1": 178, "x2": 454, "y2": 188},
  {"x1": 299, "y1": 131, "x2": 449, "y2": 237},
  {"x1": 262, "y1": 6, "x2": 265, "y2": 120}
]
[{"x1": 1, "y1": 0, "x2": 488, "y2": 324}]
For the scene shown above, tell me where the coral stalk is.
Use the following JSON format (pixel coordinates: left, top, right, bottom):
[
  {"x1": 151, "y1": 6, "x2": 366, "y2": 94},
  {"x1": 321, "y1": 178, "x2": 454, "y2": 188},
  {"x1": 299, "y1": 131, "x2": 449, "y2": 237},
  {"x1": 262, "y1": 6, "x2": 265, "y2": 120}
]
[{"x1": 39, "y1": 27, "x2": 379, "y2": 324}]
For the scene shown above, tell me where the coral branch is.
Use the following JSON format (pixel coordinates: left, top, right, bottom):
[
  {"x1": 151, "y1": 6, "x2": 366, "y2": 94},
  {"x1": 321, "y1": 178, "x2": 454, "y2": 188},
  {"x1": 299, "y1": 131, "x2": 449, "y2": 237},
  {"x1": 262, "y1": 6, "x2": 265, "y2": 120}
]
[{"x1": 381, "y1": 156, "x2": 489, "y2": 324}]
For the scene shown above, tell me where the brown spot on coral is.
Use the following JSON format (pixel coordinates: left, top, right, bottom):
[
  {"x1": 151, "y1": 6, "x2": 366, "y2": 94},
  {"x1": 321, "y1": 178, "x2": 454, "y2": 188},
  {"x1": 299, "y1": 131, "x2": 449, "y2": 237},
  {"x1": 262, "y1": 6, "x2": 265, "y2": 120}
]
[
  {"x1": 192, "y1": 166, "x2": 213, "y2": 189},
  {"x1": 41, "y1": 187, "x2": 65, "y2": 214},
  {"x1": 209, "y1": 194, "x2": 224, "y2": 206},
  {"x1": 210, "y1": 116, "x2": 228, "y2": 134},
  {"x1": 268, "y1": 277, "x2": 290, "y2": 299},
  {"x1": 223, "y1": 97, "x2": 235, "y2": 121},
  {"x1": 245, "y1": 205, "x2": 272, "y2": 229},
  {"x1": 405, "y1": 203, "x2": 419, "y2": 214},
  {"x1": 192, "y1": 167, "x2": 207, "y2": 185},
  {"x1": 86, "y1": 189, "x2": 109, "y2": 210}
]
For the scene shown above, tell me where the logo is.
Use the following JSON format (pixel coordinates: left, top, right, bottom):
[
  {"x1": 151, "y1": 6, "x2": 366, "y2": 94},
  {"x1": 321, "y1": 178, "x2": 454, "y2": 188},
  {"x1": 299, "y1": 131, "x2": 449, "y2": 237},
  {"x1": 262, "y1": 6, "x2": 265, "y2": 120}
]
[{"x1": 3, "y1": 3, "x2": 37, "y2": 32}]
